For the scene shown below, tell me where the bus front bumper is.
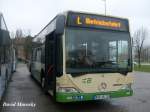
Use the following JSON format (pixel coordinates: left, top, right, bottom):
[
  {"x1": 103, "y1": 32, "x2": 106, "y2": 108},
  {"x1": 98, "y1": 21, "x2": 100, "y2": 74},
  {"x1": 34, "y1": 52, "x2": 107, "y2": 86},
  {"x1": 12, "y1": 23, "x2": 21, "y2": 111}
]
[{"x1": 56, "y1": 89, "x2": 133, "y2": 103}]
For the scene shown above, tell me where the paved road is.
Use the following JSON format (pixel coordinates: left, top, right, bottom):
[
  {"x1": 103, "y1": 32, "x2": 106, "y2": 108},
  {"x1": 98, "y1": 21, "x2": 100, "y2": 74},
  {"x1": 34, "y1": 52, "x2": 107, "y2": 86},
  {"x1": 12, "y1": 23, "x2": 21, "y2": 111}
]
[{"x1": 0, "y1": 63, "x2": 150, "y2": 112}]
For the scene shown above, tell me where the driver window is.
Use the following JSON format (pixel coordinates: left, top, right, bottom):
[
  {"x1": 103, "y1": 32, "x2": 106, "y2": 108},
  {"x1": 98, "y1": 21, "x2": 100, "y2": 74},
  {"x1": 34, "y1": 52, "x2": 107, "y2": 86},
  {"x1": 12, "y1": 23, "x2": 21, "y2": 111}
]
[
  {"x1": 109, "y1": 41, "x2": 117, "y2": 62},
  {"x1": 118, "y1": 41, "x2": 128, "y2": 67}
]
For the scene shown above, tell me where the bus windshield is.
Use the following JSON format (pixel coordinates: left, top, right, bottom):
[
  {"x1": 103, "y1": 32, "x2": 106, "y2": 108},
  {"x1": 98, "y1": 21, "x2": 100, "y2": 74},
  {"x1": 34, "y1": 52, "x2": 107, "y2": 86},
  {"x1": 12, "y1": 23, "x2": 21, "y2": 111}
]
[{"x1": 65, "y1": 28, "x2": 131, "y2": 74}]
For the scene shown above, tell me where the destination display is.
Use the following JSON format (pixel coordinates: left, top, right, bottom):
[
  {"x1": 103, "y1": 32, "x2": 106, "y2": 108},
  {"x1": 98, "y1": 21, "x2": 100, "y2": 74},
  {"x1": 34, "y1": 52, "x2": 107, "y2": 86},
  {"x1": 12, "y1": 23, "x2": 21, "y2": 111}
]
[{"x1": 67, "y1": 12, "x2": 129, "y2": 31}]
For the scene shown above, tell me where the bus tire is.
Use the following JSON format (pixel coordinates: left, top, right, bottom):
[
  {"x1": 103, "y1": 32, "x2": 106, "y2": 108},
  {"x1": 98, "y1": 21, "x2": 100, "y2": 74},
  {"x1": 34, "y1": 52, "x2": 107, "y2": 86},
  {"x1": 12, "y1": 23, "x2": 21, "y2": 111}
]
[
  {"x1": 41, "y1": 76, "x2": 48, "y2": 94},
  {"x1": 5, "y1": 70, "x2": 8, "y2": 89},
  {"x1": 30, "y1": 70, "x2": 33, "y2": 78}
]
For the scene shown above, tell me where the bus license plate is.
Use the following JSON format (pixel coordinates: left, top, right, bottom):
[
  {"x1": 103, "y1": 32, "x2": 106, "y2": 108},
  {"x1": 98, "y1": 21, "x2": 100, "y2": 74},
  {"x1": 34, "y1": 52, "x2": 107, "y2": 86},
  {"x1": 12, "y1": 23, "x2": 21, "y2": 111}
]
[{"x1": 94, "y1": 95, "x2": 110, "y2": 100}]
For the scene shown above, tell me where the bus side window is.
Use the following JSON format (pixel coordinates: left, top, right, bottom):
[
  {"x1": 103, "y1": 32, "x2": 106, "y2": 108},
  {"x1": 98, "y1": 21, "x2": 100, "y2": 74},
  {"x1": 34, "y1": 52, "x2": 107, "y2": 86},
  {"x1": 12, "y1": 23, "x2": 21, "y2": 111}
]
[
  {"x1": 1, "y1": 46, "x2": 5, "y2": 64},
  {"x1": 6, "y1": 47, "x2": 10, "y2": 62},
  {"x1": 32, "y1": 49, "x2": 36, "y2": 61},
  {"x1": 4, "y1": 47, "x2": 6, "y2": 63},
  {"x1": 31, "y1": 50, "x2": 34, "y2": 61},
  {"x1": 0, "y1": 47, "x2": 2, "y2": 64},
  {"x1": 36, "y1": 48, "x2": 42, "y2": 62},
  {"x1": 41, "y1": 47, "x2": 45, "y2": 63},
  {"x1": 0, "y1": 47, "x2": 2, "y2": 77},
  {"x1": 4, "y1": 46, "x2": 11, "y2": 63}
]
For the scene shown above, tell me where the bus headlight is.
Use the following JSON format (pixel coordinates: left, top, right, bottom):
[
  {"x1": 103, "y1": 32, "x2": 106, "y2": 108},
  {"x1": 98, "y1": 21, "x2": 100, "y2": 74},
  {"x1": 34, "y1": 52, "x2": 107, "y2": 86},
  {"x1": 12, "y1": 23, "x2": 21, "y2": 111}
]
[
  {"x1": 57, "y1": 87, "x2": 79, "y2": 93},
  {"x1": 120, "y1": 84, "x2": 131, "y2": 90}
]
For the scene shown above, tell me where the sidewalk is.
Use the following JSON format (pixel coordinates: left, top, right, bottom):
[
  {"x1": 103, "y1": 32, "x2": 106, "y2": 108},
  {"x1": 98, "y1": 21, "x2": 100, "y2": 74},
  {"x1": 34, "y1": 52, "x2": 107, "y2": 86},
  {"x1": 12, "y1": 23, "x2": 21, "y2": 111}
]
[{"x1": 0, "y1": 63, "x2": 53, "y2": 112}]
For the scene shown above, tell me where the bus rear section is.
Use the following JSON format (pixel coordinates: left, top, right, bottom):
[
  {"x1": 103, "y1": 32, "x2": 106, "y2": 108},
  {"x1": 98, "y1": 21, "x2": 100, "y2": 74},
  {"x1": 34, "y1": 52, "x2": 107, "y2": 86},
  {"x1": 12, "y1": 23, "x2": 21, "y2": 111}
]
[{"x1": 31, "y1": 11, "x2": 134, "y2": 103}]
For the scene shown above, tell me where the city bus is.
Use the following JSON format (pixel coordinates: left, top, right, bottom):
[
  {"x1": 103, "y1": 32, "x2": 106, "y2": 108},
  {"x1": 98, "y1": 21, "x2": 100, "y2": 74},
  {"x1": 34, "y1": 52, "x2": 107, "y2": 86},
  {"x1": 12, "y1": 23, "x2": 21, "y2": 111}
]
[
  {"x1": 30, "y1": 11, "x2": 133, "y2": 102},
  {"x1": 0, "y1": 13, "x2": 14, "y2": 100}
]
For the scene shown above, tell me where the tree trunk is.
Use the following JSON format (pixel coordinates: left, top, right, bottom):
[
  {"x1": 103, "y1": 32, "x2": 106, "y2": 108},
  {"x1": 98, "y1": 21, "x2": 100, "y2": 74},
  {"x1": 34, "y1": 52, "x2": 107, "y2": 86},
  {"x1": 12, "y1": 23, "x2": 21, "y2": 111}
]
[{"x1": 138, "y1": 53, "x2": 141, "y2": 68}]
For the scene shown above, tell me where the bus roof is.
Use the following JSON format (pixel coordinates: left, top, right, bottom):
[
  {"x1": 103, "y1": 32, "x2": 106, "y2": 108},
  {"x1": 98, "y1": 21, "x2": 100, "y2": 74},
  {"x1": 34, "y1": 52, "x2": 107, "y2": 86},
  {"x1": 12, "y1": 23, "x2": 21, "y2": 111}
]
[
  {"x1": 0, "y1": 13, "x2": 8, "y2": 31},
  {"x1": 67, "y1": 10, "x2": 129, "y2": 21},
  {"x1": 34, "y1": 11, "x2": 130, "y2": 41},
  {"x1": 35, "y1": 11, "x2": 129, "y2": 35}
]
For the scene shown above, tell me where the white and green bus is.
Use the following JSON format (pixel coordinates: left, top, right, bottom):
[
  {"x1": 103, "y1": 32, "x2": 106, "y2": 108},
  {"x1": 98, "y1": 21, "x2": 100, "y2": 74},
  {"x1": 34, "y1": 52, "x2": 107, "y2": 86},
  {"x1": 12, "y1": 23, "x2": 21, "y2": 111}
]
[{"x1": 30, "y1": 11, "x2": 133, "y2": 102}]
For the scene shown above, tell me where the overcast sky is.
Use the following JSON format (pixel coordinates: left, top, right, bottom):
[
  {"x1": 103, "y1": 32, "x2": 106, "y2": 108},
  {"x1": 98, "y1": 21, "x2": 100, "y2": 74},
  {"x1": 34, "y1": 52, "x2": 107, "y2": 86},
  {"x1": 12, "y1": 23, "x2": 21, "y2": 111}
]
[{"x1": 0, "y1": 0, "x2": 150, "y2": 44}]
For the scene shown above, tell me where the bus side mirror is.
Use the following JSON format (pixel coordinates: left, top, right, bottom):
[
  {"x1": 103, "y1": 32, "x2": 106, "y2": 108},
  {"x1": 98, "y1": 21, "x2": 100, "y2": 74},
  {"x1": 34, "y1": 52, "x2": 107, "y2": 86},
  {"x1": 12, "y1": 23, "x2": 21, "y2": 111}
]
[{"x1": 55, "y1": 15, "x2": 65, "y2": 35}]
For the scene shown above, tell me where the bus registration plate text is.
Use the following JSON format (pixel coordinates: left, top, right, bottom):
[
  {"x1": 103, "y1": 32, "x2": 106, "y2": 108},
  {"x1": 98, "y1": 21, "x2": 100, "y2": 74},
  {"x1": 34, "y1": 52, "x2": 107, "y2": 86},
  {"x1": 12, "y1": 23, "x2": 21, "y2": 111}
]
[{"x1": 94, "y1": 95, "x2": 110, "y2": 100}]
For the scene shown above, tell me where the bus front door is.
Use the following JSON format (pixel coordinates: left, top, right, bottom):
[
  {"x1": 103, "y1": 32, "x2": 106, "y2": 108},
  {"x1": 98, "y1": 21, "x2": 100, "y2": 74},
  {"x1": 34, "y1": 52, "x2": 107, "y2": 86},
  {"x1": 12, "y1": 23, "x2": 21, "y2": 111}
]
[{"x1": 45, "y1": 32, "x2": 56, "y2": 95}]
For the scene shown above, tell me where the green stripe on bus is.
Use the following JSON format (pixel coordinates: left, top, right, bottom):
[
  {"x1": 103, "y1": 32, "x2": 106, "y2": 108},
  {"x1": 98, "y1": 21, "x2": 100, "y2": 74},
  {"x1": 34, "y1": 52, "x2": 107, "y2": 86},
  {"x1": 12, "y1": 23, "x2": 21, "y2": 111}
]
[{"x1": 56, "y1": 89, "x2": 133, "y2": 102}]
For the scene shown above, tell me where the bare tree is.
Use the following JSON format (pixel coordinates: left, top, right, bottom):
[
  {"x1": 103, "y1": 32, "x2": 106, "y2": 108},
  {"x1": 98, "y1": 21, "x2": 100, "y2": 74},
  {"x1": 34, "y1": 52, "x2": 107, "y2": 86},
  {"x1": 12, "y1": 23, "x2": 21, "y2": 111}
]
[
  {"x1": 15, "y1": 29, "x2": 23, "y2": 38},
  {"x1": 24, "y1": 35, "x2": 33, "y2": 61},
  {"x1": 10, "y1": 31, "x2": 15, "y2": 38},
  {"x1": 134, "y1": 27, "x2": 148, "y2": 67}
]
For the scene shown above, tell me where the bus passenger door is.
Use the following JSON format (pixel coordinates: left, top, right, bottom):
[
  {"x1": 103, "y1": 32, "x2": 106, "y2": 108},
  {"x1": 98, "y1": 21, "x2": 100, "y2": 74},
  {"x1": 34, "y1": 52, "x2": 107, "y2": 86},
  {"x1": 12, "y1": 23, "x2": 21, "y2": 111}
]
[{"x1": 45, "y1": 32, "x2": 56, "y2": 92}]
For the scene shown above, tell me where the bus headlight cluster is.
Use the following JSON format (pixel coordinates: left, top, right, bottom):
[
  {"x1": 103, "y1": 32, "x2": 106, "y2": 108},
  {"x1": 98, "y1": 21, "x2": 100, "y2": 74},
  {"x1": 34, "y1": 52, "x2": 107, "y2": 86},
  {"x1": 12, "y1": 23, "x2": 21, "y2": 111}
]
[
  {"x1": 120, "y1": 84, "x2": 131, "y2": 90},
  {"x1": 57, "y1": 87, "x2": 79, "y2": 93}
]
